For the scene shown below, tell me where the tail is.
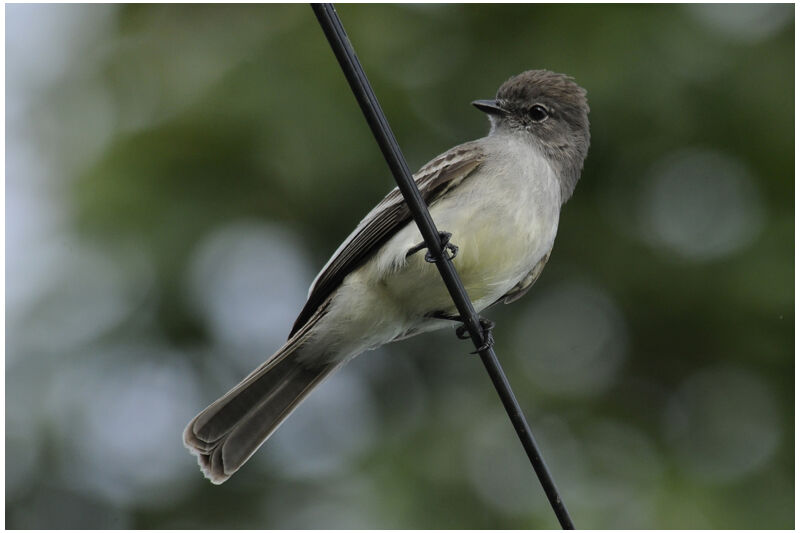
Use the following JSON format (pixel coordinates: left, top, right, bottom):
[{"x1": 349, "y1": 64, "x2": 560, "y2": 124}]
[{"x1": 184, "y1": 338, "x2": 337, "y2": 484}]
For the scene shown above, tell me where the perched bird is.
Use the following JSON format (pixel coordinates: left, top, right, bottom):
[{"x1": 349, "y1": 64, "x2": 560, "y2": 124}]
[{"x1": 184, "y1": 69, "x2": 590, "y2": 484}]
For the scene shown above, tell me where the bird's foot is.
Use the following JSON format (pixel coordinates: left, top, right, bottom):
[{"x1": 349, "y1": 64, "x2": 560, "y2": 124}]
[
  {"x1": 406, "y1": 231, "x2": 458, "y2": 263},
  {"x1": 456, "y1": 316, "x2": 495, "y2": 354}
]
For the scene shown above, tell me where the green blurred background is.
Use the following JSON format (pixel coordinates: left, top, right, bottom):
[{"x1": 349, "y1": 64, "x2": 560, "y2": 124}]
[{"x1": 6, "y1": 3, "x2": 794, "y2": 529}]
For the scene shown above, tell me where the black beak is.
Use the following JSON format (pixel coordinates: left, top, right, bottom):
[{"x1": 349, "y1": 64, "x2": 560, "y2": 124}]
[{"x1": 472, "y1": 99, "x2": 507, "y2": 116}]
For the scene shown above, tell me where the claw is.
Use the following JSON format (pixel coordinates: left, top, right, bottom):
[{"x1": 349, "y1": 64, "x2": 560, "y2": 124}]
[
  {"x1": 455, "y1": 316, "x2": 495, "y2": 354},
  {"x1": 406, "y1": 231, "x2": 458, "y2": 263},
  {"x1": 470, "y1": 333, "x2": 495, "y2": 354}
]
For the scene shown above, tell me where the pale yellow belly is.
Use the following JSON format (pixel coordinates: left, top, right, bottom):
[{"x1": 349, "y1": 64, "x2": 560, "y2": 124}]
[{"x1": 370, "y1": 195, "x2": 556, "y2": 319}]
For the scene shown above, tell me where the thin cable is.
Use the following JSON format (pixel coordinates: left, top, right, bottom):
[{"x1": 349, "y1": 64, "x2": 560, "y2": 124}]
[{"x1": 311, "y1": 4, "x2": 575, "y2": 529}]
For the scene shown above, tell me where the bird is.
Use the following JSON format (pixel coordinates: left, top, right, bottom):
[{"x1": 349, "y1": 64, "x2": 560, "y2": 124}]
[{"x1": 184, "y1": 69, "x2": 590, "y2": 484}]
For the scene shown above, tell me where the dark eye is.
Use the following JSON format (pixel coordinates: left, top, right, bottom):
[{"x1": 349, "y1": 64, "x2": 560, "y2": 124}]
[{"x1": 528, "y1": 104, "x2": 549, "y2": 122}]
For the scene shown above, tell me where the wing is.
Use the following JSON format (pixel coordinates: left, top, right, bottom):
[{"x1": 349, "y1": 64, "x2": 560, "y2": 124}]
[
  {"x1": 493, "y1": 250, "x2": 551, "y2": 306},
  {"x1": 289, "y1": 140, "x2": 486, "y2": 337}
]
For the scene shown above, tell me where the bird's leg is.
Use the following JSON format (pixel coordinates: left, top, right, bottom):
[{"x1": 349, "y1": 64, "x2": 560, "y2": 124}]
[
  {"x1": 406, "y1": 231, "x2": 458, "y2": 263},
  {"x1": 427, "y1": 311, "x2": 495, "y2": 354}
]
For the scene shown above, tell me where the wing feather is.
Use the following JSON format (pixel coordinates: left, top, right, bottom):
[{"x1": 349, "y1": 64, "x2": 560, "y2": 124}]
[
  {"x1": 289, "y1": 141, "x2": 485, "y2": 336},
  {"x1": 494, "y1": 250, "x2": 551, "y2": 306}
]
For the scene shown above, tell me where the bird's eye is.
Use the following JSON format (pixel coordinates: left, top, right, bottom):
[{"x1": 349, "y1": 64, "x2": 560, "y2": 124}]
[{"x1": 528, "y1": 104, "x2": 549, "y2": 122}]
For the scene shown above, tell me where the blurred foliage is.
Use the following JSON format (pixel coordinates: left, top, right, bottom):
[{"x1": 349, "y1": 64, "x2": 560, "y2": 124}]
[{"x1": 6, "y1": 4, "x2": 794, "y2": 529}]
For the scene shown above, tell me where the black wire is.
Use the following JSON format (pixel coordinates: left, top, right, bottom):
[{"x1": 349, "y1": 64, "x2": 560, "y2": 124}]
[{"x1": 310, "y1": 4, "x2": 575, "y2": 529}]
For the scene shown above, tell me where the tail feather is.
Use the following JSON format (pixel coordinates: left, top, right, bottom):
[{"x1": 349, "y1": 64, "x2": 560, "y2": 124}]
[
  {"x1": 184, "y1": 349, "x2": 337, "y2": 484},
  {"x1": 217, "y1": 362, "x2": 334, "y2": 473},
  {"x1": 184, "y1": 304, "x2": 343, "y2": 484},
  {"x1": 185, "y1": 302, "x2": 337, "y2": 484}
]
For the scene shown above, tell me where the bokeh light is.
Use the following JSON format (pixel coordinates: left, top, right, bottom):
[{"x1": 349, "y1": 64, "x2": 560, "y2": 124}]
[
  {"x1": 511, "y1": 281, "x2": 628, "y2": 397},
  {"x1": 686, "y1": 4, "x2": 794, "y2": 43},
  {"x1": 663, "y1": 365, "x2": 781, "y2": 484},
  {"x1": 187, "y1": 220, "x2": 313, "y2": 358},
  {"x1": 640, "y1": 149, "x2": 765, "y2": 262},
  {"x1": 48, "y1": 345, "x2": 205, "y2": 507}
]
